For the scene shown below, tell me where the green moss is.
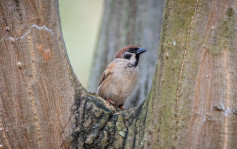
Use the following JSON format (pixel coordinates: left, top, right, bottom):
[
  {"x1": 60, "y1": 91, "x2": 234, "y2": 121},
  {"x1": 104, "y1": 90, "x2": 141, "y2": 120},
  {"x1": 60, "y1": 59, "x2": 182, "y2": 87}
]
[
  {"x1": 116, "y1": 115, "x2": 125, "y2": 131},
  {"x1": 168, "y1": 0, "x2": 196, "y2": 38},
  {"x1": 226, "y1": 8, "x2": 234, "y2": 17},
  {"x1": 144, "y1": 0, "x2": 198, "y2": 148},
  {"x1": 209, "y1": 7, "x2": 235, "y2": 54},
  {"x1": 101, "y1": 131, "x2": 109, "y2": 146}
]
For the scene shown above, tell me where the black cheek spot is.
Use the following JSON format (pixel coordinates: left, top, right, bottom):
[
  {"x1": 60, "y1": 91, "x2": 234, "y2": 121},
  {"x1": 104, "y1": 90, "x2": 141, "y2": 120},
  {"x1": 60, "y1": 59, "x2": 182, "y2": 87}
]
[{"x1": 124, "y1": 54, "x2": 132, "y2": 59}]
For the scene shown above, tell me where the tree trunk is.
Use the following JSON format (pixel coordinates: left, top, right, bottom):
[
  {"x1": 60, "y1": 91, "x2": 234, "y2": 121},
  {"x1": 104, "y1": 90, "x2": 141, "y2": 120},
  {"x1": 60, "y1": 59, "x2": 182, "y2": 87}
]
[
  {"x1": 144, "y1": 0, "x2": 237, "y2": 148},
  {"x1": 88, "y1": 0, "x2": 165, "y2": 108},
  {"x1": 0, "y1": 0, "x2": 81, "y2": 148},
  {"x1": 1, "y1": 0, "x2": 237, "y2": 149}
]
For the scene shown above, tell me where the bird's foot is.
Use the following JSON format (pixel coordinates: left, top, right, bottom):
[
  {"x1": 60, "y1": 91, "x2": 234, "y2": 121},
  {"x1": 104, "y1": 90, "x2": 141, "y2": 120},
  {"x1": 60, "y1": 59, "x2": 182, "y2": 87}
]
[
  {"x1": 118, "y1": 104, "x2": 125, "y2": 110},
  {"x1": 107, "y1": 98, "x2": 115, "y2": 105}
]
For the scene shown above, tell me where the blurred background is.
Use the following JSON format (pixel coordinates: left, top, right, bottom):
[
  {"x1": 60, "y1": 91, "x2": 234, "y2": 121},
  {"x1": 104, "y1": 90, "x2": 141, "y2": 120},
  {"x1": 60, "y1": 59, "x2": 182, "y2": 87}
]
[{"x1": 59, "y1": 0, "x2": 104, "y2": 87}]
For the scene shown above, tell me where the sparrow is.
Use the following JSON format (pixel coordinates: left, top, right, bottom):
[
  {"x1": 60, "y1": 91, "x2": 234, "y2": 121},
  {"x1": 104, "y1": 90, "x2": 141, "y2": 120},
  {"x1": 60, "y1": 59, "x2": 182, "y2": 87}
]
[{"x1": 97, "y1": 45, "x2": 147, "y2": 110}]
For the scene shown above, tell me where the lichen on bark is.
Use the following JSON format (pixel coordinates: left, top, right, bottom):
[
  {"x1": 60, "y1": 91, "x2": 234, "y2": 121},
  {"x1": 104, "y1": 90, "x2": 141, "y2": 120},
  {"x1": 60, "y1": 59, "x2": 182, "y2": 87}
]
[{"x1": 63, "y1": 90, "x2": 150, "y2": 149}]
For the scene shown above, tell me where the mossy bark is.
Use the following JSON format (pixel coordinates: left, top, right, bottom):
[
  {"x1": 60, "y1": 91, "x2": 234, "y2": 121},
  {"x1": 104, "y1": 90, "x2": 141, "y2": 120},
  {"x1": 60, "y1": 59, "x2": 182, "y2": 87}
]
[
  {"x1": 1, "y1": 0, "x2": 237, "y2": 149},
  {"x1": 73, "y1": 0, "x2": 237, "y2": 148},
  {"x1": 143, "y1": 0, "x2": 237, "y2": 148}
]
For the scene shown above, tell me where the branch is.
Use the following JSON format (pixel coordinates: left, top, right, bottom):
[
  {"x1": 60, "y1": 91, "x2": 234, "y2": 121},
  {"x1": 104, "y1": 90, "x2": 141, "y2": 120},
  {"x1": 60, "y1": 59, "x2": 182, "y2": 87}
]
[{"x1": 62, "y1": 90, "x2": 149, "y2": 148}]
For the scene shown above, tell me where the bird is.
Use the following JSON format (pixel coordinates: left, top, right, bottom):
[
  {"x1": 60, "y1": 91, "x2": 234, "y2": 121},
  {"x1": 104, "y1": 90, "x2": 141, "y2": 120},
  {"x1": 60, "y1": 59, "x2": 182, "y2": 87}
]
[{"x1": 97, "y1": 45, "x2": 147, "y2": 110}]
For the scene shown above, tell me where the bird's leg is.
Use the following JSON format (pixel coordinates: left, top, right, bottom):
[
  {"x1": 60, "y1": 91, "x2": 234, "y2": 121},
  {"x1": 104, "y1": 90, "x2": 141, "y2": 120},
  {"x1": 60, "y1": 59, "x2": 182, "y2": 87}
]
[
  {"x1": 107, "y1": 98, "x2": 115, "y2": 105},
  {"x1": 118, "y1": 104, "x2": 125, "y2": 110}
]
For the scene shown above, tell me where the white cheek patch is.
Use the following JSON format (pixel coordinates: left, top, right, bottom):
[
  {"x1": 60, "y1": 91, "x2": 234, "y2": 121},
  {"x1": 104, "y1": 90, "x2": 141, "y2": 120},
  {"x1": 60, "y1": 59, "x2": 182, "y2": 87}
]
[
  {"x1": 129, "y1": 53, "x2": 136, "y2": 63},
  {"x1": 122, "y1": 52, "x2": 137, "y2": 65}
]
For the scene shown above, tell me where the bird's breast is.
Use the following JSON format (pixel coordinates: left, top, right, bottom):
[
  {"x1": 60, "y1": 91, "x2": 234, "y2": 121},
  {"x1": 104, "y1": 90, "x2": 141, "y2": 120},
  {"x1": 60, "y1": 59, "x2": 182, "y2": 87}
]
[
  {"x1": 108, "y1": 63, "x2": 139, "y2": 105},
  {"x1": 98, "y1": 60, "x2": 140, "y2": 106}
]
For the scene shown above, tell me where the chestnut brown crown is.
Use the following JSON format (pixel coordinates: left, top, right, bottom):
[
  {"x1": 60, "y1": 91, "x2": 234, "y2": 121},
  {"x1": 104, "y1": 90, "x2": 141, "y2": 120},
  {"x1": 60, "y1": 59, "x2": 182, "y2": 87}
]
[{"x1": 114, "y1": 45, "x2": 139, "y2": 58}]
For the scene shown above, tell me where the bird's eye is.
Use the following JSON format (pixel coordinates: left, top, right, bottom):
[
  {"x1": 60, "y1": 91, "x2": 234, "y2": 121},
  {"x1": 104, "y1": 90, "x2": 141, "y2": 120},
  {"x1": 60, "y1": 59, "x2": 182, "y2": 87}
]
[
  {"x1": 129, "y1": 48, "x2": 138, "y2": 53},
  {"x1": 123, "y1": 53, "x2": 132, "y2": 59}
]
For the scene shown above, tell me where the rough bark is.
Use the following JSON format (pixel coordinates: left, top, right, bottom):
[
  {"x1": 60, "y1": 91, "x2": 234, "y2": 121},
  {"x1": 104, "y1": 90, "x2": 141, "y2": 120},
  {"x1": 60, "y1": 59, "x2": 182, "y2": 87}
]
[
  {"x1": 88, "y1": 0, "x2": 165, "y2": 108},
  {"x1": 1, "y1": 0, "x2": 237, "y2": 149},
  {"x1": 144, "y1": 0, "x2": 237, "y2": 148},
  {"x1": 0, "y1": 0, "x2": 81, "y2": 148}
]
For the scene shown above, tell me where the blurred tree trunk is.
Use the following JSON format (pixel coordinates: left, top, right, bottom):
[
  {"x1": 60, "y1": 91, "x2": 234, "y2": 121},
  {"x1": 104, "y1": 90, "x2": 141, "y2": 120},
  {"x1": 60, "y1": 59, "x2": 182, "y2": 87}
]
[
  {"x1": 1, "y1": 0, "x2": 237, "y2": 149},
  {"x1": 88, "y1": 0, "x2": 165, "y2": 108}
]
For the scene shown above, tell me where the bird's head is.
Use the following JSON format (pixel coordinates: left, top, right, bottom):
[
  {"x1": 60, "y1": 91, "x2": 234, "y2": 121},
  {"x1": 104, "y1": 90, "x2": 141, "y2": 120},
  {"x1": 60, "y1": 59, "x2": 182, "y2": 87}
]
[{"x1": 115, "y1": 45, "x2": 147, "y2": 66}]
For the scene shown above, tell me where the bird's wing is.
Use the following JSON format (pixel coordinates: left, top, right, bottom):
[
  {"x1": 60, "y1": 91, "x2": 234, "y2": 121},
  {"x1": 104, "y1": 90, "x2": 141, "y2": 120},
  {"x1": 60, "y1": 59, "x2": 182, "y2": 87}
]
[{"x1": 98, "y1": 62, "x2": 115, "y2": 86}]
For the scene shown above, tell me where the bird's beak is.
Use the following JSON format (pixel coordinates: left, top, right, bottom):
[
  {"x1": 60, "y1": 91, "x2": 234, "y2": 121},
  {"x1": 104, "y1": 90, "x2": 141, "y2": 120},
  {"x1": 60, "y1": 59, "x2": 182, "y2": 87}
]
[{"x1": 136, "y1": 48, "x2": 147, "y2": 55}]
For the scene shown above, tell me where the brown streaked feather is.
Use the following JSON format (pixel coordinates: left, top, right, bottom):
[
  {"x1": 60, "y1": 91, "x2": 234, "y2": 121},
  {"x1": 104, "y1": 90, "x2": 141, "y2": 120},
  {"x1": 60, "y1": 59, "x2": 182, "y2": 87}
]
[{"x1": 98, "y1": 62, "x2": 115, "y2": 86}]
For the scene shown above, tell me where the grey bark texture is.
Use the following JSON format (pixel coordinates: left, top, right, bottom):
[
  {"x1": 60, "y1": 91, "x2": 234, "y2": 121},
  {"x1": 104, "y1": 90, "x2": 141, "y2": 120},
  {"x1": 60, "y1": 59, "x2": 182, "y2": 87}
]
[{"x1": 88, "y1": 0, "x2": 165, "y2": 108}]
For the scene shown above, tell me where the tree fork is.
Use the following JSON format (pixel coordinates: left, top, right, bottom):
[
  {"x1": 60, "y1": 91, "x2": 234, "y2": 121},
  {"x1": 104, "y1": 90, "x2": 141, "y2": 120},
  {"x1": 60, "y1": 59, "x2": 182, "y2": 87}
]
[
  {"x1": 61, "y1": 90, "x2": 150, "y2": 148},
  {"x1": 1, "y1": 0, "x2": 237, "y2": 149}
]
